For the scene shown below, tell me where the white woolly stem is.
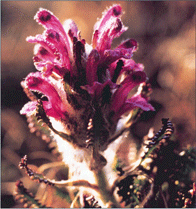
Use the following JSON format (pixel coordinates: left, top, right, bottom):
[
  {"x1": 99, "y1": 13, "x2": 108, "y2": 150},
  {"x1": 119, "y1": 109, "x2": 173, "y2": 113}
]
[{"x1": 93, "y1": 169, "x2": 120, "y2": 207}]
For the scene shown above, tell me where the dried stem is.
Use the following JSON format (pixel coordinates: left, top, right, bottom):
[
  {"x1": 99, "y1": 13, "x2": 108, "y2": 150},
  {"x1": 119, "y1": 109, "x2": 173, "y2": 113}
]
[
  {"x1": 50, "y1": 179, "x2": 99, "y2": 191},
  {"x1": 70, "y1": 191, "x2": 80, "y2": 208},
  {"x1": 159, "y1": 186, "x2": 168, "y2": 208},
  {"x1": 139, "y1": 182, "x2": 154, "y2": 208}
]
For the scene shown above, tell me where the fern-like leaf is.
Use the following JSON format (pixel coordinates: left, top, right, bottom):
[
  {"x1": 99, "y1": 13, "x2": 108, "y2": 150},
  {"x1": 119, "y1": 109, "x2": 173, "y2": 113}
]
[{"x1": 14, "y1": 180, "x2": 48, "y2": 208}]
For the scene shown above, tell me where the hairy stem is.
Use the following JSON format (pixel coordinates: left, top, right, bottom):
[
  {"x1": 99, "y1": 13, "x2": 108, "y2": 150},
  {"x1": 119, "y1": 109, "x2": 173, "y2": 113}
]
[{"x1": 93, "y1": 169, "x2": 120, "y2": 207}]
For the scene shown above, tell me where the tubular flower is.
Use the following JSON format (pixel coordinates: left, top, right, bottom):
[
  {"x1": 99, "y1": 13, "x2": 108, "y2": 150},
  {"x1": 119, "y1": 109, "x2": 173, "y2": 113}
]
[{"x1": 20, "y1": 5, "x2": 154, "y2": 170}]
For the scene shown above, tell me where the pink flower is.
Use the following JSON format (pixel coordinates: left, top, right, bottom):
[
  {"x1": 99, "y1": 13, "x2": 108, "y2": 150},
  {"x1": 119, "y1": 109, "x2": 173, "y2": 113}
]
[{"x1": 21, "y1": 5, "x2": 154, "y2": 156}]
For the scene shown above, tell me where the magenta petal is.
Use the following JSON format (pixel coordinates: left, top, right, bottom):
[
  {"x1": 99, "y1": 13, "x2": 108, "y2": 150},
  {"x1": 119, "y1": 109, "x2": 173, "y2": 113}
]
[
  {"x1": 104, "y1": 48, "x2": 134, "y2": 64},
  {"x1": 121, "y1": 70, "x2": 146, "y2": 85},
  {"x1": 124, "y1": 95, "x2": 154, "y2": 113},
  {"x1": 35, "y1": 8, "x2": 71, "y2": 53},
  {"x1": 93, "y1": 5, "x2": 127, "y2": 52},
  {"x1": 108, "y1": 59, "x2": 123, "y2": 79},
  {"x1": 25, "y1": 72, "x2": 67, "y2": 119},
  {"x1": 27, "y1": 35, "x2": 56, "y2": 56},
  {"x1": 20, "y1": 101, "x2": 38, "y2": 115},
  {"x1": 82, "y1": 82, "x2": 102, "y2": 97},
  {"x1": 20, "y1": 100, "x2": 66, "y2": 120},
  {"x1": 86, "y1": 49, "x2": 100, "y2": 85},
  {"x1": 114, "y1": 95, "x2": 154, "y2": 119},
  {"x1": 45, "y1": 29, "x2": 71, "y2": 71},
  {"x1": 35, "y1": 62, "x2": 67, "y2": 77},
  {"x1": 96, "y1": 18, "x2": 127, "y2": 54},
  {"x1": 104, "y1": 39, "x2": 137, "y2": 64},
  {"x1": 82, "y1": 80, "x2": 117, "y2": 100},
  {"x1": 94, "y1": 5, "x2": 122, "y2": 32},
  {"x1": 111, "y1": 71, "x2": 146, "y2": 113},
  {"x1": 63, "y1": 19, "x2": 78, "y2": 39},
  {"x1": 44, "y1": 64, "x2": 68, "y2": 77},
  {"x1": 128, "y1": 95, "x2": 155, "y2": 111},
  {"x1": 63, "y1": 19, "x2": 79, "y2": 56},
  {"x1": 26, "y1": 72, "x2": 61, "y2": 103},
  {"x1": 109, "y1": 58, "x2": 144, "y2": 80},
  {"x1": 122, "y1": 59, "x2": 144, "y2": 73},
  {"x1": 28, "y1": 36, "x2": 70, "y2": 76},
  {"x1": 42, "y1": 101, "x2": 66, "y2": 119},
  {"x1": 117, "y1": 39, "x2": 138, "y2": 52},
  {"x1": 33, "y1": 44, "x2": 56, "y2": 63},
  {"x1": 108, "y1": 18, "x2": 127, "y2": 39}
]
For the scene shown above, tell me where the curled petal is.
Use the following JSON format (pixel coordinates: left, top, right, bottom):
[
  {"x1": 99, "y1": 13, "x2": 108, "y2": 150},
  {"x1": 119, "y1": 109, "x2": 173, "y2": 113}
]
[
  {"x1": 20, "y1": 101, "x2": 38, "y2": 116},
  {"x1": 93, "y1": 5, "x2": 127, "y2": 52},
  {"x1": 30, "y1": 42, "x2": 69, "y2": 77},
  {"x1": 114, "y1": 94, "x2": 154, "y2": 120},
  {"x1": 111, "y1": 71, "x2": 146, "y2": 113},
  {"x1": 45, "y1": 29, "x2": 71, "y2": 71},
  {"x1": 33, "y1": 44, "x2": 56, "y2": 63},
  {"x1": 27, "y1": 35, "x2": 56, "y2": 56},
  {"x1": 25, "y1": 72, "x2": 67, "y2": 119},
  {"x1": 25, "y1": 72, "x2": 61, "y2": 104},
  {"x1": 63, "y1": 19, "x2": 78, "y2": 40},
  {"x1": 94, "y1": 5, "x2": 122, "y2": 32},
  {"x1": 117, "y1": 39, "x2": 137, "y2": 52},
  {"x1": 20, "y1": 100, "x2": 66, "y2": 120},
  {"x1": 122, "y1": 59, "x2": 144, "y2": 72},
  {"x1": 63, "y1": 19, "x2": 79, "y2": 58},
  {"x1": 128, "y1": 95, "x2": 155, "y2": 111},
  {"x1": 121, "y1": 70, "x2": 146, "y2": 85},
  {"x1": 35, "y1": 62, "x2": 67, "y2": 77},
  {"x1": 104, "y1": 39, "x2": 137, "y2": 65},
  {"x1": 97, "y1": 18, "x2": 127, "y2": 54},
  {"x1": 122, "y1": 94, "x2": 154, "y2": 114},
  {"x1": 109, "y1": 58, "x2": 144, "y2": 81},
  {"x1": 35, "y1": 8, "x2": 71, "y2": 53},
  {"x1": 42, "y1": 101, "x2": 67, "y2": 119},
  {"x1": 104, "y1": 47, "x2": 134, "y2": 65}
]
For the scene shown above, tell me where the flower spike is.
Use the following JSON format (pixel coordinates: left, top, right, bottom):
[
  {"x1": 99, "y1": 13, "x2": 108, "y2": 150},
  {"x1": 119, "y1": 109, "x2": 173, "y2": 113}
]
[{"x1": 21, "y1": 5, "x2": 154, "y2": 170}]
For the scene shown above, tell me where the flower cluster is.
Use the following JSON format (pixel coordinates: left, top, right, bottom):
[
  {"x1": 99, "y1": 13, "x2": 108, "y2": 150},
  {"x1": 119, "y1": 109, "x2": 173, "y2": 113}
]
[{"x1": 20, "y1": 5, "x2": 154, "y2": 170}]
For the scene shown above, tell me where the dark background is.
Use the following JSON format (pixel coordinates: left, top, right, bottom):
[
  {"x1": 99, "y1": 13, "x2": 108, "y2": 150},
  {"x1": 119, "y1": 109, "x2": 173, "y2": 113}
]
[{"x1": 1, "y1": 1, "x2": 195, "y2": 207}]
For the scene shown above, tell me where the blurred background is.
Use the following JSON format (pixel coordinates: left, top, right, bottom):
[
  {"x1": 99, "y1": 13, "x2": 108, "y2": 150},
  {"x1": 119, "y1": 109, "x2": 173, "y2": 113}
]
[{"x1": 1, "y1": 1, "x2": 195, "y2": 207}]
